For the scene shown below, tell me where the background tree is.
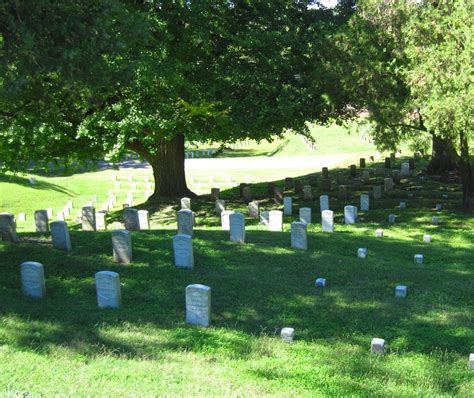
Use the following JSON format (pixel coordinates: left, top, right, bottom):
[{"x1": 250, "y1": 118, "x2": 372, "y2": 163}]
[{"x1": 0, "y1": 0, "x2": 342, "y2": 199}]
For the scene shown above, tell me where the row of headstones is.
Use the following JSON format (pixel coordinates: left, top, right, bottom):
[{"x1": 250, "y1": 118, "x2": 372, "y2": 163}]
[
  {"x1": 185, "y1": 149, "x2": 218, "y2": 158},
  {"x1": 21, "y1": 261, "x2": 474, "y2": 368},
  {"x1": 111, "y1": 174, "x2": 152, "y2": 183},
  {"x1": 112, "y1": 181, "x2": 155, "y2": 191}
]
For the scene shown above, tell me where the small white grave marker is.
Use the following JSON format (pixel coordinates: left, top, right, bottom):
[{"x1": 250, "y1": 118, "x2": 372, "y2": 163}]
[
  {"x1": 360, "y1": 194, "x2": 369, "y2": 212},
  {"x1": 229, "y1": 212, "x2": 245, "y2": 243},
  {"x1": 358, "y1": 248, "x2": 368, "y2": 259},
  {"x1": 321, "y1": 210, "x2": 334, "y2": 233},
  {"x1": 469, "y1": 354, "x2": 474, "y2": 370},
  {"x1": 375, "y1": 228, "x2": 384, "y2": 237},
  {"x1": 395, "y1": 285, "x2": 407, "y2": 298},
  {"x1": 173, "y1": 234, "x2": 194, "y2": 268},
  {"x1": 344, "y1": 205, "x2": 357, "y2": 225},
  {"x1": 319, "y1": 195, "x2": 329, "y2": 212},
  {"x1": 283, "y1": 197, "x2": 293, "y2": 216},
  {"x1": 50, "y1": 221, "x2": 72, "y2": 251},
  {"x1": 181, "y1": 197, "x2": 191, "y2": 210},
  {"x1": 371, "y1": 338, "x2": 385, "y2": 355},
  {"x1": 95, "y1": 271, "x2": 121, "y2": 309},
  {"x1": 414, "y1": 254, "x2": 424, "y2": 264},
  {"x1": 315, "y1": 278, "x2": 326, "y2": 287},
  {"x1": 432, "y1": 216, "x2": 439, "y2": 225},
  {"x1": 281, "y1": 327, "x2": 295, "y2": 343},
  {"x1": 138, "y1": 210, "x2": 150, "y2": 230},
  {"x1": 186, "y1": 284, "x2": 211, "y2": 327},
  {"x1": 82, "y1": 206, "x2": 96, "y2": 231},
  {"x1": 34, "y1": 210, "x2": 49, "y2": 232},
  {"x1": 112, "y1": 230, "x2": 132, "y2": 263},
  {"x1": 299, "y1": 207, "x2": 312, "y2": 224},
  {"x1": 20, "y1": 261, "x2": 46, "y2": 298},
  {"x1": 221, "y1": 210, "x2": 235, "y2": 231},
  {"x1": 291, "y1": 221, "x2": 307, "y2": 250},
  {"x1": 269, "y1": 210, "x2": 283, "y2": 232},
  {"x1": 423, "y1": 234, "x2": 431, "y2": 243}
]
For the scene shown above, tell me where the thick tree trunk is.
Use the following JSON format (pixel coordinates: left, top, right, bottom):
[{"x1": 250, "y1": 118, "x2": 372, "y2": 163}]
[
  {"x1": 427, "y1": 134, "x2": 458, "y2": 173},
  {"x1": 459, "y1": 132, "x2": 474, "y2": 212}
]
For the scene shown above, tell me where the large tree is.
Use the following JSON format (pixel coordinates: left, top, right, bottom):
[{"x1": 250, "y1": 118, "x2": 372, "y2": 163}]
[{"x1": 0, "y1": 0, "x2": 341, "y2": 199}]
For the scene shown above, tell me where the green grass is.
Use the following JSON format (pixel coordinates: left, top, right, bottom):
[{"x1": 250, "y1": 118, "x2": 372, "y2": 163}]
[{"x1": 0, "y1": 153, "x2": 473, "y2": 395}]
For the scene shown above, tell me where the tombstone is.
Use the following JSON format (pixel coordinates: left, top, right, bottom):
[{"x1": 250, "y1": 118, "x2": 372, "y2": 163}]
[
  {"x1": 248, "y1": 202, "x2": 259, "y2": 218},
  {"x1": 204, "y1": 187, "x2": 217, "y2": 202},
  {"x1": 360, "y1": 194, "x2": 370, "y2": 212},
  {"x1": 414, "y1": 254, "x2": 423, "y2": 264},
  {"x1": 320, "y1": 195, "x2": 329, "y2": 212},
  {"x1": 360, "y1": 158, "x2": 366, "y2": 168},
  {"x1": 432, "y1": 216, "x2": 439, "y2": 225},
  {"x1": 308, "y1": 175, "x2": 317, "y2": 187},
  {"x1": 46, "y1": 208, "x2": 53, "y2": 218},
  {"x1": 373, "y1": 186, "x2": 382, "y2": 199},
  {"x1": 28, "y1": 177, "x2": 37, "y2": 185},
  {"x1": 375, "y1": 228, "x2": 384, "y2": 237},
  {"x1": 274, "y1": 187, "x2": 283, "y2": 203},
  {"x1": 361, "y1": 170, "x2": 370, "y2": 183},
  {"x1": 384, "y1": 157, "x2": 391, "y2": 169},
  {"x1": 50, "y1": 221, "x2": 72, "y2": 251},
  {"x1": 338, "y1": 185, "x2": 348, "y2": 200},
  {"x1": 242, "y1": 186, "x2": 252, "y2": 204},
  {"x1": 20, "y1": 262, "x2": 46, "y2": 298},
  {"x1": 344, "y1": 205, "x2": 357, "y2": 225},
  {"x1": 294, "y1": 180, "x2": 304, "y2": 194},
  {"x1": 186, "y1": 284, "x2": 211, "y2": 327},
  {"x1": 81, "y1": 206, "x2": 96, "y2": 231},
  {"x1": 260, "y1": 211, "x2": 270, "y2": 225},
  {"x1": 299, "y1": 207, "x2": 311, "y2": 224},
  {"x1": 181, "y1": 197, "x2": 191, "y2": 210},
  {"x1": 401, "y1": 162, "x2": 410, "y2": 176},
  {"x1": 371, "y1": 338, "x2": 385, "y2": 355},
  {"x1": 291, "y1": 222, "x2": 307, "y2": 250},
  {"x1": 358, "y1": 248, "x2": 368, "y2": 259},
  {"x1": 215, "y1": 200, "x2": 225, "y2": 215},
  {"x1": 395, "y1": 285, "x2": 407, "y2": 298},
  {"x1": 239, "y1": 183, "x2": 248, "y2": 198},
  {"x1": 435, "y1": 204, "x2": 442, "y2": 211},
  {"x1": 0, "y1": 213, "x2": 18, "y2": 242},
  {"x1": 423, "y1": 234, "x2": 431, "y2": 243},
  {"x1": 96, "y1": 211, "x2": 107, "y2": 231},
  {"x1": 34, "y1": 210, "x2": 49, "y2": 233},
  {"x1": 315, "y1": 278, "x2": 326, "y2": 287},
  {"x1": 442, "y1": 193, "x2": 448, "y2": 199},
  {"x1": 322, "y1": 178, "x2": 331, "y2": 192},
  {"x1": 173, "y1": 234, "x2": 194, "y2": 268},
  {"x1": 177, "y1": 209, "x2": 194, "y2": 236},
  {"x1": 302, "y1": 185, "x2": 312, "y2": 201},
  {"x1": 269, "y1": 210, "x2": 283, "y2": 232},
  {"x1": 229, "y1": 212, "x2": 245, "y2": 243},
  {"x1": 283, "y1": 197, "x2": 292, "y2": 216},
  {"x1": 137, "y1": 210, "x2": 149, "y2": 230},
  {"x1": 350, "y1": 164, "x2": 357, "y2": 178},
  {"x1": 284, "y1": 177, "x2": 294, "y2": 190},
  {"x1": 281, "y1": 327, "x2": 295, "y2": 343},
  {"x1": 375, "y1": 164, "x2": 385, "y2": 176},
  {"x1": 409, "y1": 158, "x2": 415, "y2": 170},
  {"x1": 388, "y1": 214, "x2": 396, "y2": 224},
  {"x1": 468, "y1": 354, "x2": 474, "y2": 370},
  {"x1": 112, "y1": 230, "x2": 132, "y2": 263},
  {"x1": 384, "y1": 178, "x2": 394, "y2": 192},
  {"x1": 392, "y1": 170, "x2": 402, "y2": 184},
  {"x1": 321, "y1": 210, "x2": 334, "y2": 233},
  {"x1": 220, "y1": 210, "x2": 234, "y2": 231},
  {"x1": 322, "y1": 167, "x2": 329, "y2": 179},
  {"x1": 123, "y1": 208, "x2": 140, "y2": 231},
  {"x1": 95, "y1": 271, "x2": 121, "y2": 309}
]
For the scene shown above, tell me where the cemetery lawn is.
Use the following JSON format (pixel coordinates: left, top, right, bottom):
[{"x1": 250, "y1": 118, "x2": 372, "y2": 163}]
[{"x1": 1, "y1": 158, "x2": 473, "y2": 396}]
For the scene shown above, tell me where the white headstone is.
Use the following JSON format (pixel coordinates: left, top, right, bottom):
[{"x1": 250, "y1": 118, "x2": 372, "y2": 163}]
[
  {"x1": 358, "y1": 248, "x2": 368, "y2": 259},
  {"x1": 20, "y1": 261, "x2": 46, "y2": 299},
  {"x1": 181, "y1": 197, "x2": 191, "y2": 210},
  {"x1": 259, "y1": 211, "x2": 270, "y2": 225},
  {"x1": 186, "y1": 284, "x2": 211, "y2": 327},
  {"x1": 344, "y1": 205, "x2": 357, "y2": 225},
  {"x1": 137, "y1": 210, "x2": 150, "y2": 230},
  {"x1": 401, "y1": 162, "x2": 410, "y2": 176},
  {"x1": 469, "y1": 354, "x2": 474, "y2": 370},
  {"x1": 291, "y1": 222, "x2": 307, "y2": 250},
  {"x1": 248, "y1": 202, "x2": 259, "y2": 218},
  {"x1": 46, "y1": 208, "x2": 53, "y2": 218},
  {"x1": 269, "y1": 210, "x2": 283, "y2": 232},
  {"x1": 299, "y1": 207, "x2": 312, "y2": 224},
  {"x1": 112, "y1": 230, "x2": 132, "y2": 263},
  {"x1": 321, "y1": 210, "x2": 334, "y2": 233},
  {"x1": 221, "y1": 210, "x2": 235, "y2": 231},
  {"x1": 95, "y1": 271, "x2": 121, "y2": 309},
  {"x1": 423, "y1": 234, "x2": 431, "y2": 243},
  {"x1": 319, "y1": 195, "x2": 329, "y2": 212},
  {"x1": 281, "y1": 327, "x2": 295, "y2": 343},
  {"x1": 283, "y1": 197, "x2": 293, "y2": 216},
  {"x1": 375, "y1": 228, "x2": 384, "y2": 237},
  {"x1": 81, "y1": 206, "x2": 96, "y2": 231},
  {"x1": 33, "y1": 210, "x2": 49, "y2": 232},
  {"x1": 388, "y1": 214, "x2": 396, "y2": 224},
  {"x1": 173, "y1": 234, "x2": 194, "y2": 268},
  {"x1": 315, "y1": 278, "x2": 326, "y2": 287},
  {"x1": 0, "y1": 213, "x2": 18, "y2": 242},
  {"x1": 177, "y1": 209, "x2": 194, "y2": 236},
  {"x1": 123, "y1": 208, "x2": 140, "y2": 231},
  {"x1": 18, "y1": 212, "x2": 26, "y2": 222},
  {"x1": 50, "y1": 221, "x2": 72, "y2": 251},
  {"x1": 414, "y1": 254, "x2": 423, "y2": 264},
  {"x1": 395, "y1": 285, "x2": 407, "y2": 298},
  {"x1": 360, "y1": 194, "x2": 370, "y2": 212},
  {"x1": 215, "y1": 200, "x2": 225, "y2": 215},
  {"x1": 371, "y1": 338, "x2": 385, "y2": 355},
  {"x1": 96, "y1": 212, "x2": 107, "y2": 231},
  {"x1": 229, "y1": 212, "x2": 245, "y2": 243}
]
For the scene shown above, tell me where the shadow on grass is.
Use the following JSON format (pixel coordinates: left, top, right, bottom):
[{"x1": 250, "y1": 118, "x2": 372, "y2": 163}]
[{"x1": 0, "y1": 174, "x2": 74, "y2": 196}]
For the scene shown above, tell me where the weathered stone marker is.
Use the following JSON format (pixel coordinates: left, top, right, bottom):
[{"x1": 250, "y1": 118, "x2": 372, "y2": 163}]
[
  {"x1": 414, "y1": 254, "x2": 424, "y2": 264},
  {"x1": 384, "y1": 177, "x2": 394, "y2": 192},
  {"x1": 50, "y1": 221, "x2": 72, "y2": 251},
  {"x1": 395, "y1": 285, "x2": 407, "y2": 298},
  {"x1": 360, "y1": 158, "x2": 366, "y2": 168},
  {"x1": 96, "y1": 211, "x2": 107, "y2": 231},
  {"x1": 315, "y1": 278, "x2": 326, "y2": 287},
  {"x1": 81, "y1": 206, "x2": 96, "y2": 231},
  {"x1": 242, "y1": 186, "x2": 252, "y2": 203},
  {"x1": 95, "y1": 271, "x2": 121, "y2": 309},
  {"x1": 302, "y1": 185, "x2": 313, "y2": 200},
  {"x1": 400, "y1": 201, "x2": 406, "y2": 209},
  {"x1": 215, "y1": 199, "x2": 225, "y2": 215},
  {"x1": 358, "y1": 248, "x2": 368, "y2": 259},
  {"x1": 35, "y1": 210, "x2": 50, "y2": 233},
  {"x1": 229, "y1": 212, "x2": 245, "y2": 243},
  {"x1": 322, "y1": 167, "x2": 329, "y2": 179},
  {"x1": 375, "y1": 164, "x2": 385, "y2": 176},
  {"x1": 344, "y1": 205, "x2": 357, "y2": 225},
  {"x1": 283, "y1": 197, "x2": 293, "y2": 216},
  {"x1": 173, "y1": 234, "x2": 194, "y2": 268},
  {"x1": 371, "y1": 338, "x2": 385, "y2": 355},
  {"x1": 338, "y1": 185, "x2": 348, "y2": 200},
  {"x1": 0, "y1": 213, "x2": 18, "y2": 242},
  {"x1": 423, "y1": 234, "x2": 432, "y2": 243},
  {"x1": 360, "y1": 194, "x2": 370, "y2": 212},
  {"x1": 138, "y1": 210, "x2": 150, "y2": 230},
  {"x1": 299, "y1": 207, "x2": 312, "y2": 224},
  {"x1": 21, "y1": 261, "x2": 46, "y2": 298},
  {"x1": 186, "y1": 284, "x2": 211, "y2": 327},
  {"x1": 375, "y1": 228, "x2": 384, "y2": 237},
  {"x1": 319, "y1": 195, "x2": 329, "y2": 212},
  {"x1": 112, "y1": 230, "x2": 132, "y2": 263},
  {"x1": 260, "y1": 211, "x2": 270, "y2": 225},
  {"x1": 350, "y1": 164, "x2": 357, "y2": 178},
  {"x1": 321, "y1": 210, "x2": 334, "y2": 233},
  {"x1": 469, "y1": 354, "x2": 474, "y2": 370},
  {"x1": 274, "y1": 187, "x2": 283, "y2": 203},
  {"x1": 401, "y1": 162, "x2": 410, "y2": 176},
  {"x1": 248, "y1": 201, "x2": 259, "y2": 218},
  {"x1": 269, "y1": 210, "x2": 283, "y2": 231},
  {"x1": 284, "y1": 177, "x2": 294, "y2": 190},
  {"x1": 388, "y1": 214, "x2": 396, "y2": 224},
  {"x1": 211, "y1": 188, "x2": 220, "y2": 200},
  {"x1": 181, "y1": 197, "x2": 191, "y2": 210},
  {"x1": 373, "y1": 186, "x2": 382, "y2": 199},
  {"x1": 361, "y1": 170, "x2": 370, "y2": 183},
  {"x1": 123, "y1": 208, "x2": 140, "y2": 231},
  {"x1": 432, "y1": 215, "x2": 439, "y2": 225},
  {"x1": 177, "y1": 209, "x2": 194, "y2": 236},
  {"x1": 294, "y1": 180, "x2": 303, "y2": 194},
  {"x1": 281, "y1": 327, "x2": 295, "y2": 343},
  {"x1": 221, "y1": 210, "x2": 235, "y2": 231},
  {"x1": 291, "y1": 221, "x2": 307, "y2": 250}
]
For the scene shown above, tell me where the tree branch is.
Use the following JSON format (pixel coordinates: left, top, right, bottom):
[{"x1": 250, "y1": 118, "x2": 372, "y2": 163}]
[{"x1": 388, "y1": 123, "x2": 427, "y2": 132}]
